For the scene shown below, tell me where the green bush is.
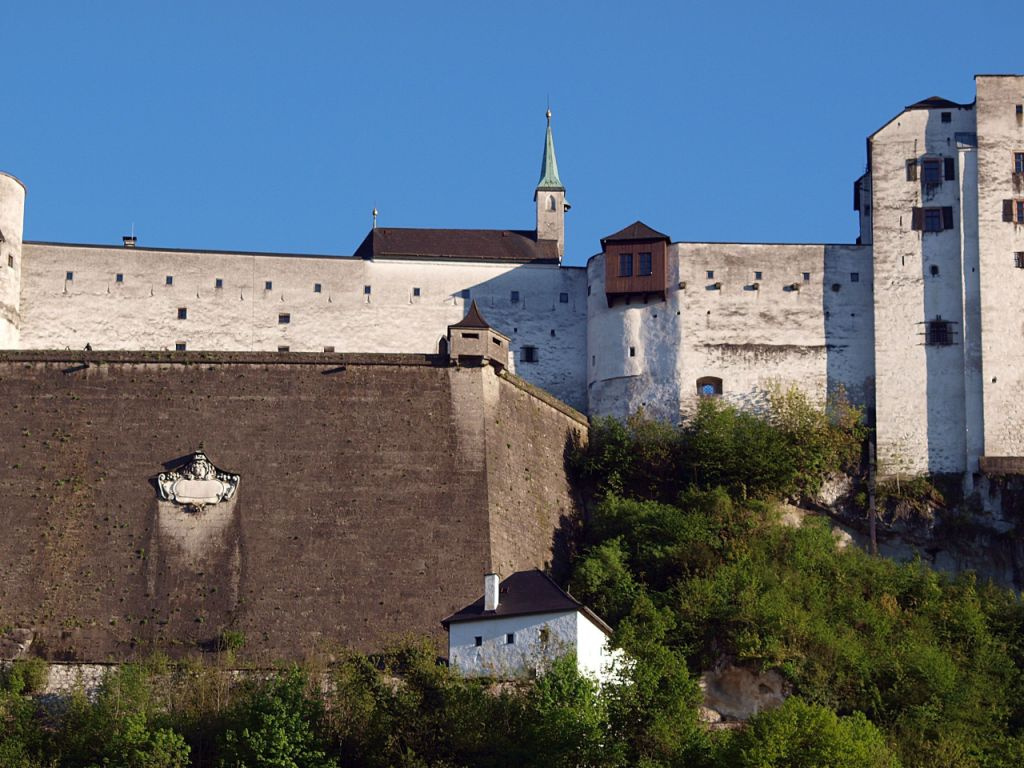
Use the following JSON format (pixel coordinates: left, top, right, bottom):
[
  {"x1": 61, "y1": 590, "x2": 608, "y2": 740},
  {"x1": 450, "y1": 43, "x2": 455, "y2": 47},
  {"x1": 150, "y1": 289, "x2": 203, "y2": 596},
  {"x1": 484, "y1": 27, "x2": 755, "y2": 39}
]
[{"x1": 1, "y1": 657, "x2": 48, "y2": 695}]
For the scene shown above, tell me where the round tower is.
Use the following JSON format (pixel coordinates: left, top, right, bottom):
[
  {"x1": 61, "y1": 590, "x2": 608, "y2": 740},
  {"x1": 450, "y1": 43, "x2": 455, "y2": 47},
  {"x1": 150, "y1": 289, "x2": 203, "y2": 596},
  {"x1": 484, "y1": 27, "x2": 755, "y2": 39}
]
[{"x1": 0, "y1": 172, "x2": 26, "y2": 349}]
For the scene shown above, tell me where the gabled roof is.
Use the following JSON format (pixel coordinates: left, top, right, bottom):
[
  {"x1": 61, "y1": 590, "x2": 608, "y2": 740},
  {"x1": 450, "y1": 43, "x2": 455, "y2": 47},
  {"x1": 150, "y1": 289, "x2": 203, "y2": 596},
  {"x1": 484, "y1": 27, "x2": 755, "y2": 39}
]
[
  {"x1": 905, "y1": 95, "x2": 970, "y2": 110},
  {"x1": 450, "y1": 300, "x2": 492, "y2": 330},
  {"x1": 441, "y1": 570, "x2": 613, "y2": 636},
  {"x1": 600, "y1": 220, "x2": 671, "y2": 247},
  {"x1": 353, "y1": 227, "x2": 559, "y2": 264}
]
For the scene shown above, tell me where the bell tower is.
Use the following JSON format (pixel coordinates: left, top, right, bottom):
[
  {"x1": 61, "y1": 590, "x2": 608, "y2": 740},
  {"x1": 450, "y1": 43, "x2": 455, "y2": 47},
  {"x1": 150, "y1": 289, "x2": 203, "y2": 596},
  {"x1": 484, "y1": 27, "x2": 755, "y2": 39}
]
[
  {"x1": 535, "y1": 109, "x2": 569, "y2": 260},
  {"x1": 0, "y1": 172, "x2": 26, "y2": 349}
]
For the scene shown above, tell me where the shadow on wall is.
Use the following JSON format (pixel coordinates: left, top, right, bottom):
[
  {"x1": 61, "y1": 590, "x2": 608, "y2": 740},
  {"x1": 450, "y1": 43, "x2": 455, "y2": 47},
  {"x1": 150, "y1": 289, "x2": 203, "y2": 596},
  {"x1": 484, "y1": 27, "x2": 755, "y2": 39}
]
[
  {"x1": 456, "y1": 265, "x2": 587, "y2": 412},
  {"x1": 823, "y1": 245, "x2": 876, "y2": 415},
  {"x1": 921, "y1": 109, "x2": 969, "y2": 474}
]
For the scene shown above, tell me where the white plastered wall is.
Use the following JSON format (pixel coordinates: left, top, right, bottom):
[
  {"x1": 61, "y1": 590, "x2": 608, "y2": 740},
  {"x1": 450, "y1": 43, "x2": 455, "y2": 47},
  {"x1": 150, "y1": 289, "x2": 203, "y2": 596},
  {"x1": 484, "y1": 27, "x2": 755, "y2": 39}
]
[
  {"x1": 447, "y1": 609, "x2": 618, "y2": 684},
  {"x1": 869, "y1": 104, "x2": 976, "y2": 475},
  {"x1": 0, "y1": 173, "x2": 25, "y2": 349},
  {"x1": 586, "y1": 242, "x2": 874, "y2": 423},
  {"x1": 18, "y1": 245, "x2": 588, "y2": 410}
]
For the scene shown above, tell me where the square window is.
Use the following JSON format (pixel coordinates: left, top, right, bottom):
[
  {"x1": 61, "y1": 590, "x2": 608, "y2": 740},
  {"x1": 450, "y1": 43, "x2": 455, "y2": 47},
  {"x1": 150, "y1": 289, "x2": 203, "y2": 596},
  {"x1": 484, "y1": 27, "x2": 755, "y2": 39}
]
[
  {"x1": 364, "y1": 285, "x2": 371, "y2": 295},
  {"x1": 166, "y1": 275, "x2": 173, "y2": 286},
  {"x1": 926, "y1": 318, "x2": 953, "y2": 346},
  {"x1": 474, "y1": 636, "x2": 482, "y2": 647},
  {"x1": 802, "y1": 272, "x2": 811, "y2": 282},
  {"x1": 278, "y1": 313, "x2": 290, "y2": 324},
  {"x1": 215, "y1": 278, "x2": 223, "y2": 289},
  {"x1": 66, "y1": 271, "x2": 74, "y2": 281},
  {"x1": 1015, "y1": 252, "x2": 1024, "y2": 269},
  {"x1": 506, "y1": 633, "x2": 515, "y2": 645},
  {"x1": 638, "y1": 252, "x2": 653, "y2": 276},
  {"x1": 177, "y1": 307, "x2": 187, "y2": 320},
  {"x1": 521, "y1": 345, "x2": 538, "y2": 363},
  {"x1": 115, "y1": 273, "x2": 124, "y2": 283},
  {"x1": 941, "y1": 111, "x2": 951, "y2": 123},
  {"x1": 314, "y1": 283, "x2": 322, "y2": 293},
  {"x1": 851, "y1": 272, "x2": 860, "y2": 282},
  {"x1": 618, "y1": 253, "x2": 633, "y2": 277},
  {"x1": 706, "y1": 270, "x2": 714, "y2": 280},
  {"x1": 278, "y1": 345, "x2": 290, "y2": 352},
  {"x1": 754, "y1": 271, "x2": 763, "y2": 280},
  {"x1": 175, "y1": 342, "x2": 186, "y2": 351},
  {"x1": 412, "y1": 287, "x2": 420, "y2": 297},
  {"x1": 510, "y1": 290, "x2": 520, "y2": 303},
  {"x1": 559, "y1": 292, "x2": 569, "y2": 303},
  {"x1": 323, "y1": 345, "x2": 335, "y2": 353},
  {"x1": 264, "y1": 280, "x2": 273, "y2": 290}
]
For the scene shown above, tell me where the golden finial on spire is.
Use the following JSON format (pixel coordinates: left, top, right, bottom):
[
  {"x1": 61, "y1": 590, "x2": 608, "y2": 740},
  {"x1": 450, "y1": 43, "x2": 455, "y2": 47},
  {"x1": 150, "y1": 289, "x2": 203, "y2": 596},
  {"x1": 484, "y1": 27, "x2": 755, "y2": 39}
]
[
  {"x1": 546, "y1": 107, "x2": 551, "y2": 123},
  {"x1": 372, "y1": 207, "x2": 378, "y2": 229}
]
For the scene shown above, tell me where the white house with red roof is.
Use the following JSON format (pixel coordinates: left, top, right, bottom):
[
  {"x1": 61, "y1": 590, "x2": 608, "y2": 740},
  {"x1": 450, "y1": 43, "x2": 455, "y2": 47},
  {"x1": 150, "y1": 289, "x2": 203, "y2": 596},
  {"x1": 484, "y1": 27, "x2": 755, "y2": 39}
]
[{"x1": 441, "y1": 570, "x2": 621, "y2": 684}]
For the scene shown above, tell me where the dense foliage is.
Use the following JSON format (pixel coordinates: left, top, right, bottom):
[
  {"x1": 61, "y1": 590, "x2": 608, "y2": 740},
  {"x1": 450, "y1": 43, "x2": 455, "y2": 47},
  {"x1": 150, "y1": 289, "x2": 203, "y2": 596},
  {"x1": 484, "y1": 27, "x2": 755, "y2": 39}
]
[
  {"x1": 568, "y1": 396, "x2": 1024, "y2": 766},
  {"x1": 3, "y1": 391, "x2": 1021, "y2": 766}
]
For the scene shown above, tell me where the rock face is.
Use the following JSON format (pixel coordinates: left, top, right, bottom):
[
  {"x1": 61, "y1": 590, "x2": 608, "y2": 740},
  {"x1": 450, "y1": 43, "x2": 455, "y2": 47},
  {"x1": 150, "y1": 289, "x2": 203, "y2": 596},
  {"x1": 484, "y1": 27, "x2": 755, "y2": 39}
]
[
  {"x1": 0, "y1": 628, "x2": 34, "y2": 661},
  {"x1": 699, "y1": 663, "x2": 788, "y2": 721}
]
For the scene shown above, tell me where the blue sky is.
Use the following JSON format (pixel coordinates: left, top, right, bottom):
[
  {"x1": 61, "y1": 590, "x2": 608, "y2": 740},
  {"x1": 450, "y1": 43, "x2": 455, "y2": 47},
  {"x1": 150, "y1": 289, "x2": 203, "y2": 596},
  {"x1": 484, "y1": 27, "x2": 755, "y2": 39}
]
[{"x1": 4, "y1": 1, "x2": 1021, "y2": 266}]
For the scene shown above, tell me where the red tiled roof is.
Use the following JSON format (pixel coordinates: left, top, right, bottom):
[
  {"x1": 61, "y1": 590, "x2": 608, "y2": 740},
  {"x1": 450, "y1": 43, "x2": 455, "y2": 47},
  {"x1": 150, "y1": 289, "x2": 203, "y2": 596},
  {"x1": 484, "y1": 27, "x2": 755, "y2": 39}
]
[{"x1": 354, "y1": 227, "x2": 559, "y2": 264}]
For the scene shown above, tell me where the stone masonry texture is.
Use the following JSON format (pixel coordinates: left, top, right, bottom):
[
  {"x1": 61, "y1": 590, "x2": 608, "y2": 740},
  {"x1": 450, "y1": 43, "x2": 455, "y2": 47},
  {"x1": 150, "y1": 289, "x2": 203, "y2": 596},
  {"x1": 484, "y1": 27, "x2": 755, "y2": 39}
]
[{"x1": 0, "y1": 351, "x2": 584, "y2": 662}]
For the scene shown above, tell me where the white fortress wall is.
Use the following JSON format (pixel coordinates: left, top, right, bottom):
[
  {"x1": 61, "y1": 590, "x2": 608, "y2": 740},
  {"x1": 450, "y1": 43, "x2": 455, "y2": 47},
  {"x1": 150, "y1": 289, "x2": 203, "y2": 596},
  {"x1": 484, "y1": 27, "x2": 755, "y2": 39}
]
[
  {"x1": 18, "y1": 243, "x2": 588, "y2": 410},
  {"x1": 0, "y1": 173, "x2": 26, "y2": 348},
  {"x1": 587, "y1": 241, "x2": 874, "y2": 423},
  {"x1": 676, "y1": 243, "x2": 874, "y2": 415},
  {"x1": 976, "y1": 76, "x2": 1024, "y2": 461},
  {"x1": 585, "y1": 251, "x2": 683, "y2": 422},
  {"x1": 870, "y1": 102, "x2": 976, "y2": 476}
]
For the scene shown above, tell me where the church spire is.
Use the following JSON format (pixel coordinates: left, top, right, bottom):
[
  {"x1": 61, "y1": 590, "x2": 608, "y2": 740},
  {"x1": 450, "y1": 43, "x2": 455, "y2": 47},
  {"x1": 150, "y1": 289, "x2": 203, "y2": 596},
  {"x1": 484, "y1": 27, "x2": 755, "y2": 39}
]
[
  {"x1": 536, "y1": 108, "x2": 564, "y2": 192},
  {"x1": 534, "y1": 108, "x2": 568, "y2": 260}
]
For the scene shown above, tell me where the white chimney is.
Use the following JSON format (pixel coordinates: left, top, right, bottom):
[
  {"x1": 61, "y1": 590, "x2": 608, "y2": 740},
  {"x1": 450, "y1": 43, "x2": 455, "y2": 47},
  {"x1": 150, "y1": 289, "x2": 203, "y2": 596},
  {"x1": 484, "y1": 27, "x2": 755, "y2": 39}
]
[{"x1": 484, "y1": 573, "x2": 500, "y2": 612}]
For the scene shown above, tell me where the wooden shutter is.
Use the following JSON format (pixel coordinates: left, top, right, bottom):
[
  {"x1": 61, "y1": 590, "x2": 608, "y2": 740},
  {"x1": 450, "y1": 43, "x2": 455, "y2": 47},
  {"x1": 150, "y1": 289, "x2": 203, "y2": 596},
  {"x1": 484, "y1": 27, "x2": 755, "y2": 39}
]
[
  {"x1": 906, "y1": 160, "x2": 918, "y2": 181},
  {"x1": 1004, "y1": 199, "x2": 1015, "y2": 222},
  {"x1": 942, "y1": 207, "x2": 954, "y2": 229},
  {"x1": 944, "y1": 158, "x2": 956, "y2": 180},
  {"x1": 911, "y1": 207, "x2": 924, "y2": 230}
]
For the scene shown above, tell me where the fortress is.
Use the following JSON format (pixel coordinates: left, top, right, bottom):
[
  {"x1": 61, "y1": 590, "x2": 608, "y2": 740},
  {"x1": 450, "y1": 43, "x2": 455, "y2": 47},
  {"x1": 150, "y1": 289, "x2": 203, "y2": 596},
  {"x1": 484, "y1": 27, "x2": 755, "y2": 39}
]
[{"x1": 3, "y1": 75, "x2": 1024, "y2": 659}]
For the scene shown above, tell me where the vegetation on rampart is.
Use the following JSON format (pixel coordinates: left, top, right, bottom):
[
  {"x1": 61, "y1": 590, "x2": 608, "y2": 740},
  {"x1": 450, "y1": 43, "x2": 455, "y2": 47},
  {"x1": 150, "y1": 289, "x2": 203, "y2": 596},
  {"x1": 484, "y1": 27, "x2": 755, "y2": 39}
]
[{"x1": 2, "y1": 390, "x2": 1023, "y2": 766}]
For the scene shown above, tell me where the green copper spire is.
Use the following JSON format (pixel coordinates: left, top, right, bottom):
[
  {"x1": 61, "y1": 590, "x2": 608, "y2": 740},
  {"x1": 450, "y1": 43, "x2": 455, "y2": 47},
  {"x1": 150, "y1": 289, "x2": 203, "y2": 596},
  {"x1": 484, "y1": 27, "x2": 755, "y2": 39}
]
[{"x1": 536, "y1": 108, "x2": 564, "y2": 192}]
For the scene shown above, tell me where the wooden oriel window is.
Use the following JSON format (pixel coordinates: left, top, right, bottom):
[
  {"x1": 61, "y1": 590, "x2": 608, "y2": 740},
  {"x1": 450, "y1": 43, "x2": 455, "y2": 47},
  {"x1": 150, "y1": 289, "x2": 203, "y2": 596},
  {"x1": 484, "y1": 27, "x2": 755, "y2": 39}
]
[{"x1": 618, "y1": 252, "x2": 633, "y2": 277}]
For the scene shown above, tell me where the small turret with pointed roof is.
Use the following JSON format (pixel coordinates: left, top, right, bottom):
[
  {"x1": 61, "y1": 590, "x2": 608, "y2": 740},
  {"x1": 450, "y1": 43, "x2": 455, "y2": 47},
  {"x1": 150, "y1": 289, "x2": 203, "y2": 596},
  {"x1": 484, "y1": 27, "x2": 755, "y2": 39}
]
[
  {"x1": 447, "y1": 300, "x2": 512, "y2": 371},
  {"x1": 535, "y1": 109, "x2": 568, "y2": 260}
]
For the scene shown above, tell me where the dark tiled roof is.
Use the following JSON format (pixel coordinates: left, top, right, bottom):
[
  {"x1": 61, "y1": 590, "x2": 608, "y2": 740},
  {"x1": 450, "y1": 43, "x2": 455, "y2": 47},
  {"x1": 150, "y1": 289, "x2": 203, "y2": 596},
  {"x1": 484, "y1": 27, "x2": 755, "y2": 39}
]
[
  {"x1": 600, "y1": 220, "x2": 671, "y2": 247},
  {"x1": 441, "y1": 570, "x2": 613, "y2": 636},
  {"x1": 906, "y1": 96, "x2": 970, "y2": 110},
  {"x1": 450, "y1": 300, "x2": 492, "y2": 330},
  {"x1": 353, "y1": 227, "x2": 559, "y2": 264}
]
